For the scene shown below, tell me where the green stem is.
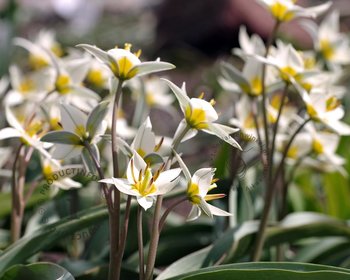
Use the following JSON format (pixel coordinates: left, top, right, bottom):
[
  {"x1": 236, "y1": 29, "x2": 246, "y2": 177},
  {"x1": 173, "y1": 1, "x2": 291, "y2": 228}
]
[
  {"x1": 145, "y1": 123, "x2": 190, "y2": 280},
  {"x1": 109, "y1": 79, "x2": 124, "y2": 280},
  {"x1": 137, "y1": 206, "x2": 145, "y2": 280},
  {"x1": 10, "y1": 144, "x2": 25, "y2": 243},
  {"x1": 269, "y1": 83, "x2": 289, "y2": 183},
  {"x1": 115, "y1": 195, "x2": 132, "y2": 280},
  {"x1": 251, "y1": 117, "x2": 311, "y2": 261}
]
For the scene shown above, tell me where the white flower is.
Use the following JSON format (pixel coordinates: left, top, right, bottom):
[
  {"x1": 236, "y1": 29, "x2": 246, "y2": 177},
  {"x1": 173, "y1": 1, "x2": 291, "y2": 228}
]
[
  {"x1": 4, "y1": 65, "x2": 52, "y2": 106},
  {"x1": 163, "y1": 79, "x2": 242, "y2": 150},
  {"x1": 41, "y1": 102, "x2": 108, "y2": 160},
  {"x1": 257, "y1": 0, "x2": 331, "y2": 22},
  {"x1": 303, "y1": 11, "x2": 350, "y2": 69},
  {"x1": 233, "y1": 25, "x2": 266, "y2": 57},
  {"x1": 302, "y1": 88, "x2": 350, "y2": 135},
  {"x1": 77, "y1": 43, "x2": 175, "y2": 81},
  {"x1": 100, "y1": 152, "x2": 181, "y2": 210},
  {"x1": 174, "y1": 151, "x2": 231, "y2": 221},
  {"x1": 0, "y1": 106, "x2": 51, "y2": 158}
]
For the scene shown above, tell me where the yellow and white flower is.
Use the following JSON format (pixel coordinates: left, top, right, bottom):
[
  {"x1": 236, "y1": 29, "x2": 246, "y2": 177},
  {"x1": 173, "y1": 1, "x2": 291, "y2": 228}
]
[
  {"x1": 257, "y1": 0, "x2": 331, "y2": 22},
  {"x1": 163, "y1": 79, "x2": 242, "y2": 150},
  {"x1": 174, "y1": 151, "x2": 231, "y2": 221},
  {"x1": 100, "y1": 152, "x2": 181, "y2": 210},
  {"x1": 77, "y1": 43, "x2": 175, "y2": 81}
]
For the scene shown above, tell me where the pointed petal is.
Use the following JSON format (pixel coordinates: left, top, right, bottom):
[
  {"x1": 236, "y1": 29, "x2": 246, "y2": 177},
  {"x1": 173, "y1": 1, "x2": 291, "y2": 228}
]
[
  {"x1": 131, "y1": 116, "x2": 155, "y2": 156},
  {"x1": 137, "y1": 196, "x2": 154, "y2": 211},
  {"x1": 86, "y1": 101, "x2": 109, "y2": 139},
  {"x1": 206, "y1": 123, "x2": 242, "y2": 150},
  {"x1": 207, "y1": 204, "x2": 232, "y2": 216},
  {"x1": 187, "y1": 205, "x2": 201, "y2": 221},
  {"x1": 60, "y1": 103, "x2": 88, "y2": 134},
  {"x1": 199, "y1": 199, "x2": 213, "y2": 218},
  {"x1": 161, "y1": 79, "x2": 190, "y2": 113},
  {"x1": 76, "y1": 44, "x2": 111, "y2": 65},
  {"x1": 221, "y1": 61, "x2": 249, "y2": 89},
  {"x1": 5, "y1": 106, "x2": 23, "y2": 131},
  {"x1": 154, "y1": 168, "x2": 181, "y2": 195},
  {"x1": 173, "y1": 150, "x2": 191, "y2": 182},
  {"x1": 135, "y1": 61, "x2": 175, "y2": 77},
  {"x1": 192, "y1": 168, "x2": 215, "y2": 197},
  {"x1": 51, "y1": 144, "x2": 82, "y2": 160},
  {"x1": 0, "y1": 127, "x2": 22, "y2": 140}
]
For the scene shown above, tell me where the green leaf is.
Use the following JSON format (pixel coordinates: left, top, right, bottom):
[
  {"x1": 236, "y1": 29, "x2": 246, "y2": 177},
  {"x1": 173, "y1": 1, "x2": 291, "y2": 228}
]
[
  {"x1": 0, "y1": 205, "x2": 108, "y2": 273},
  {"x1": 41, "y1": 131, "x2": 81, "y2": 145},
  {"x1": 86, "y1": 101, "x2": 109, "y2": 139},
  {"x1": 0, "y1": 262, "x2": 74, "y2": 280},
  {"x1": 156, "y1": 246, "x2": 212, "y2": 280},
  {"x1": 166, "y1": 262, "x2": 350, "y2": 280}
]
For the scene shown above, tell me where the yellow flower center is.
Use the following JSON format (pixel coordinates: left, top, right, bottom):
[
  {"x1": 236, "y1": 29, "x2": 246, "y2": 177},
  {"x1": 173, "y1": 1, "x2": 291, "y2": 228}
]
[
  {"x1": 74, "y1": 124, "x2": 87, "y2": 138},
  {"x1": 287, "y1": 145, "x2": 298, "y2": 159},
  {"x1": 146, "y1": 92, "x2": 156, "y2": 106},
  {"x1": 29, "y1": 54, "x2": 50, "y2": 70},
  {"x1": 185, "y1": 105, "x2": 208, "y2": 129},
  {"x1": 270, "y1": 2, "x2": 294, "y2": 21},
  {"x1": 326, "y1": 96, "x2": 340, "y2": 111},
  {"x1": 243, "y1": 113, "x2": 256, "y2": 129},
  {"x1": 49, "y1": 117, "x2": 61, "y2": 130},
  {"x1": 55, "y1": 75, "x2": 71, "y2": 94},
  {"x1": 250, "y1": 77, "x2": 263, "y2": 96},
  {"x1": 280, "y1": 66, "x2": 297, "y2": 81},
  {"x1": 131, "y1": 168, "x2": 157, "y2": 197},
  {"x1": 43, "y1": 165, "x2": 53, "y2": 178},
  {"x1": 19, "y1": 79, "x2": 35, "y2": 94},
  {"x1": 306, "y1": 104, "x2": 319, "y2": 120},
  {"x1": 320, "y1": 39, "x2": 335, "y2": 60},
  {"x1": 312, "y1": 139, "x2": 324, "y2": 154},
  {"x1": 87, "y1": 69, "x2": 105, "y2": 87},
  {"x1": 187, "y1": 182, "x2": 201, "y2": 204}
]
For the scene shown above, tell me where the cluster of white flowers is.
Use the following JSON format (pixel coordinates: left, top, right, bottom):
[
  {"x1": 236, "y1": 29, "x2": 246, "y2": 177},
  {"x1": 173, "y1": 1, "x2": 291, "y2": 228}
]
[
  {"x1": 0, "y1": 30, "x2": 240, "y2": 221},
  {"x1": 221, "y1": 0, "x2": 349, "y2": 176}
]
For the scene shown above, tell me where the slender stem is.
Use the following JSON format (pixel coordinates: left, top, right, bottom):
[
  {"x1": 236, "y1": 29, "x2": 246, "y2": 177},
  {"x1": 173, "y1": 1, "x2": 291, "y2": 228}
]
[
  {"x1": 109, "y1": 79, "x2": 124, "y2": 280},
  {"x1": 145, "y1": 123, "x2": 190, "y2": 280},
  {"x1": 159, "y1": 197, "x2": 188, "y2": 232},
  {"x1": 260, "y1": 20, "x2": 281, "y2": 168},
  {"x1": 137, "y1": 206, "x2": 145, "y2": 280},
  {"x1": 115, "y1": 196, "x2": 132, "y2": 279},
  {"x1": 145, "y1": 196, "x2": 162, "y2": 280},
  {"x1": 83, "y1": 141, "x2": 110, "y2": 207},
  {"x1": 269, "y1": 83, "x2": 289, "y2": 182},
  {"x1": 10, "y1": 144, "x2": 25, "y2": 243},
  {"x1": 251, "y1": 117, "x2": 311, "y2": 261}
]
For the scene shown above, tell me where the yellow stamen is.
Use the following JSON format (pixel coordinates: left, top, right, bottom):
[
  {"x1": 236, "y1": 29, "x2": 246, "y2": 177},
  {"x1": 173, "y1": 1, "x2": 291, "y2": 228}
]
[
  {"x1": 87, "y1": 69, "x2": 105, "y2": 87},
  {"x1": 198, "y1": 92, "x2": 205, "y2": 99},
  {"x1": 326, "y1": 96, "x2": 340, "y2": 111},
  {"x1": 55, "y1": 75, "x2": 71, "y2": 95},
  {"x1": 312, "y1": 139, "x2": 324, "y2": 154},
  {"x1": 185, "y1": 105, "x2": 208, "y2": 129},
  {"x1": 320, "y1": 39, "x2": 335, "y2": 60}
]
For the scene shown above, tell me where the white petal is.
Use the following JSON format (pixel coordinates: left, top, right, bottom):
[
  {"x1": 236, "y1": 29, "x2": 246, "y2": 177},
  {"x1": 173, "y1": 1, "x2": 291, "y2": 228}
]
[
  {"x1": 51, "y1": 144, "x2": 82, "y2": 160},
  {"x1": 137, "y1": 196, "x2": 154, "y2": 211},
  {"x1": 192, "y1": 168, "x2": 215, "y2": 197},
  {"x1": 206, "y1": 123, "x2": 242, "y2": 150},
  {"x1": 199, "y1": 199, "x2": 213, "y2": 218},
  {"x1": 173, "y1": 119, "x2": 197, "y2": 143},
  {"x1": 59, "y1": 103, "x2": 88, "y2": 133},
  {"x1": 154, "y1": 168, "x2": 181, "y2": 195},
  {"x1": 173, "y1": 150, "x2": 191, "y2": 182},
  {"x1": 135, "y1": 61, "x2": 175, "y2": 77},
  {"x1": 0, "y1": 127, "x2": 22, "y2": 140},
  {"x1": 126, "y1": 152, "x2": 147, "y2": 183},
  {"x1": 76, "y1": 44, "x2": 111, "y2": 65},
  {"x1": 131, "y1": 117, "x2": 155, "y2": 156},
  {"x1": 189, "y1": 98, "x2": 218, "y2": 123},
  {"x1": 207, "y1": 204, "x2": 232, "y2": 217},
  {"x1": 161, "y1": 79, "x2": 190, "y2": 113},
  {"x1": 187, "y1": 205, "x2": 201, "y2": 221},
  {"x1": 5, "y1": 106, "x2": 23, "y2": 132}
]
